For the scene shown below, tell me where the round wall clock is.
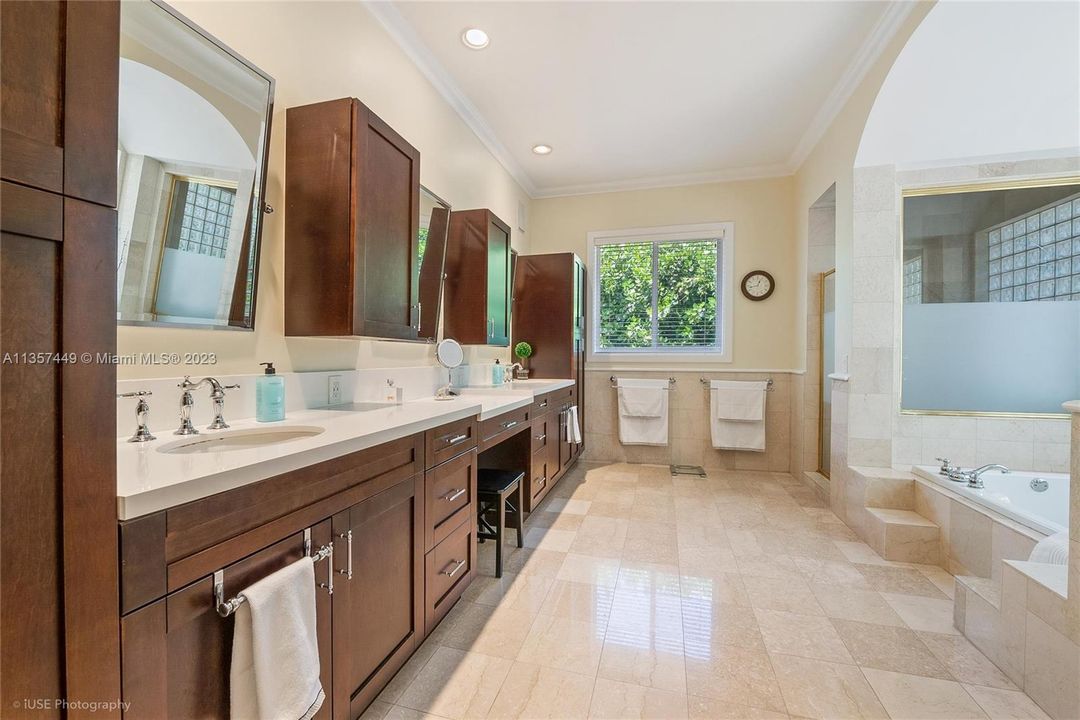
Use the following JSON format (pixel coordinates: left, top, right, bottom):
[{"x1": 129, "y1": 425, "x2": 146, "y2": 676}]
[{"x1": 741, "y1": 270, "x2": 775, "y2": 301}]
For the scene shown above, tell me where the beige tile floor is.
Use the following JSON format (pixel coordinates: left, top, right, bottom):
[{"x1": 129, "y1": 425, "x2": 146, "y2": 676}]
[{"x1": 363, "y1": 462, "x2": 1052, "y2": 720}]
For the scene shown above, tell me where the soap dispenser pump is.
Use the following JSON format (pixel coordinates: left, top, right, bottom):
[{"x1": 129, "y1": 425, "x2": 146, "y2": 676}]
[{"x1": 256, "y1": 362, "x2": 285, "y2": 422}]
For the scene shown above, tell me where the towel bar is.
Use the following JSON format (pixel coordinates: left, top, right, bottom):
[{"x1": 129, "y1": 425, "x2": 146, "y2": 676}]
[
  {"x1": 699, "y1": 377, "x2": 774, "y2": 391},
  {"x1": 214, "y1": 527, "x2": 334, "y2": 618},
  {"x1": 609, "y1": 375, "x2": 676, "y2": 388}
]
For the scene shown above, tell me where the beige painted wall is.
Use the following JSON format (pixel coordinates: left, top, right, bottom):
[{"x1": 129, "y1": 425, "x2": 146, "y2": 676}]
[
  {"x1": 117, "y1": 1, "x2": 530, "y2": 379},
  {"x1": 529, "y1": 176, "x2": 799, "y2": 370}
]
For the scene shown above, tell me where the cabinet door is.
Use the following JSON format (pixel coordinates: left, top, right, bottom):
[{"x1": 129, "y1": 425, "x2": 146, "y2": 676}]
[
  {"x1": 119, "y1": 522, "x2": 335, "y2": 720},
  {"x1": 355, "y1": 107, "x2": 420, "y2": 340},
  {"x1": 486, "y1": 217, "x2": 512, "y2": 346},
  {"x1": 332, "y1": 475, "x2": 423, "y2": 719},
  {"x1": 0, "y1": 0, "x2": 118, "y2": 205}
]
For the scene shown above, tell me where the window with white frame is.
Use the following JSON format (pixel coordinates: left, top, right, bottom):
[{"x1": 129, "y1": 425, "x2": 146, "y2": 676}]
[{"x1": 589, "y1": 223, "x2": 733, "y2": 361}]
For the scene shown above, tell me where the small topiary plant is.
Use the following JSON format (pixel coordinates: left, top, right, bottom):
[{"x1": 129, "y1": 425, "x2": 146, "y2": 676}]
[{"x1": 513, "y1": 341, "x2": 533, "y2": 361}]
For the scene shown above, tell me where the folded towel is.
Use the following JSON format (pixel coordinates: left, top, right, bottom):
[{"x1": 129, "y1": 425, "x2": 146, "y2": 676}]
[
  {"x1": 231, "y1": 557, "x2": 325, "y2": 720},
  {"x1": 1028, "y1": 531, "x2": 1069, "y2": 565},
  {"x1": 616, "y1": 379, "x2": 669, "y2": 446},
  {"x1": 616, "y1": 379, "x2": 668, "y2": 418},
  {"x1": 710, "y1": 380, "x2": 767, "y2": 421},
  {"x1": 567, "y1": 405, "x2": 582, "y2": 445},
  {"x1": 709, "y1": 381, "x2": 768, "y2": 452}
]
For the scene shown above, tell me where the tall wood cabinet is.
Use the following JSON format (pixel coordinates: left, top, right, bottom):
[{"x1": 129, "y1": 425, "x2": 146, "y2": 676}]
[
  {"x1": 285, "y1": 97, "x2": 421, "y2": 340},
  {"x1": 443, "y1": 209, "x2": 512, "y2": 346},
  {"x1": 1, "y1": 2, "x2": 122, "y2": 716},
  {"x1": 512, "y1": 253, "x2": 587, "y2": 457}
]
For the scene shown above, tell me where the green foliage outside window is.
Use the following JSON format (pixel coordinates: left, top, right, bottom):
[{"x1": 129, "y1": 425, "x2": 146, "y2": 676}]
[{"x1": 597, "y1": 239, "x2": 719, "y2": 350}]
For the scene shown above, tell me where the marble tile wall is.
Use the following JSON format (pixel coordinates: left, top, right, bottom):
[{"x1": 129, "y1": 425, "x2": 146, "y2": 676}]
[
  {"x1": 894, "y1": 415, "x2": 1071, "y2": 473},
  {"x1": 582, "y1": 370, "x2": 793, "y2": 472}
]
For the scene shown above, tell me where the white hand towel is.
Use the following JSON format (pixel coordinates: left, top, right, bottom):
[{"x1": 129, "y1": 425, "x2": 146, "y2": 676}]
[
  {"x1": 567, "y1": 405, "x2": 582, "y2": 445},
  {"x1": 231, "y1": 557, "x2": 325, "y2": 720},
  {"x1": 1028, "y1": 531, "x2": 1069, "y2": 565},
  {"x1": 616, "y1": 379, "x2": 667, "y2": 417},
  {"x1": 710, "y1": 380, "x2": 767, "y2": 421},
  {"x1": 616, "y1": 379, "x2": 669, "y2": 446},
  {"x1": 709, "y1": 380, "x2": 768, "y2": 452}
]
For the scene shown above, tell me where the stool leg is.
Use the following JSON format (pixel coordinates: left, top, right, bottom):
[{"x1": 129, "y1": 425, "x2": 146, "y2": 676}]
[
  {"x1": 495, "y1": 492, "x2": 506, "y2": 578},
  {"x1": 515, "y1": 482, "x2": 525, "y2": 548}
]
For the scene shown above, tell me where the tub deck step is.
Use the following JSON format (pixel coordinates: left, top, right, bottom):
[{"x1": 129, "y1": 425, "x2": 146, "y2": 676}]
[{"x1": 865, "y1": 507, "x2": 942, "y2": 565}]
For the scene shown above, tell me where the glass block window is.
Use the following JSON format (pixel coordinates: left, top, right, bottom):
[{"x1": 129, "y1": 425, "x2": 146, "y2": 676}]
[
  {"x1": 165, "y1": 178, "x2": 237, "y2": 260},
  {"x1": 986, "y1": 194, "x2": 1080, "y2": 302},
  {"x1": 903, "y1": 256, "x2": 923, "y2": 304}
]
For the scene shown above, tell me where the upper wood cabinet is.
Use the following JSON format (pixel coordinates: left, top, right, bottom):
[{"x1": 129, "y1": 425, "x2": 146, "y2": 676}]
[
  {"x1": 0, "y1": 0, "x2": 118, "y2": 207},
  {"x1": 443, "y1": 209, "x2": 512, "y2": 346},
  {"x1": 285, "y1": 98, "x2": 421, "y2": 339}
]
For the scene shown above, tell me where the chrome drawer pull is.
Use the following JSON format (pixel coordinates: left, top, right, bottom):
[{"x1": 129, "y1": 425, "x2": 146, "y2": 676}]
[
  {"x1": 538, "y1": 400, "x2": 548, "y2": 408},
  {"x1": 442, "y1": 559, "x2": 467, "y2": 578},
  {"x1": 502, "y1": 420, "x2": 519, "y2": 429},
  {"x1": 442, "y1": 488, "x2": 466, "y2": 503},
  {"x1": 337, "y1": 530, "x2": 353, "y2": 580},
  {"x1": 534, "y1": 433, "x2": 546, "y2": 442},
  {"x1": 446, "y1": 433, "x2": 468, "y2": 446}
]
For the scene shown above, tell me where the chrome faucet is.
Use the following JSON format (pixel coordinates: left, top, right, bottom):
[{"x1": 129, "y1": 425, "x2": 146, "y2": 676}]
[
  {"x1": 961, "y1": 464, "x2": 1010, "y2": 489},
  {"x1": 506, "y1": 363, "x2": 523, "y2": 382},
  {"x1": 176, "y1": 376, "x2": 240, "y2": 434},
  {"x1": 117, "y1": 390, "x2": 156, "y2": 442}
]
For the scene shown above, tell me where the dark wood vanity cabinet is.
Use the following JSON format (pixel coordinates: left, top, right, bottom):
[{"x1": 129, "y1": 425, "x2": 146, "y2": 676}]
[
  {"x1": 2, "y1": 2, "x2": 122, "y2": 715},
  {"x1": 513, "y1": 253, "x2": 587, "y2": 459},
  {"x1": 285, "y1": 97, "x2": 421, "y2": 340},
  {"x1": 443, "y1": 209, "x2": 513, "y2": 346}
]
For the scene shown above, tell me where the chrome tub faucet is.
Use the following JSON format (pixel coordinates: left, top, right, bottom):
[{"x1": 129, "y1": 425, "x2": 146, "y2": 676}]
[{"x1": 962, "y1": 464, "x2": 1010, "y2": 489}]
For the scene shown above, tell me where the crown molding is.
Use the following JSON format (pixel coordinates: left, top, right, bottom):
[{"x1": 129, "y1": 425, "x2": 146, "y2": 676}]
[
  {"x1": 363, "y1": 1, "x2": 538, "y2": 197},
  {"x1": 787, "y1": 0, "x2": 918, "y2": 173},
  {"x1": 368, "y1": 0, "x2": 917, "y2": 200},
  {"x1": 531, "y1": 162, "x2": 793, "y2": 200}
]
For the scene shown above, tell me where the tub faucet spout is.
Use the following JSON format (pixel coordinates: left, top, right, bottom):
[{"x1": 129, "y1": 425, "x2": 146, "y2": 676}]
[{"x1": 963, "y1": 464, "x2": 1010, "y2": 489}]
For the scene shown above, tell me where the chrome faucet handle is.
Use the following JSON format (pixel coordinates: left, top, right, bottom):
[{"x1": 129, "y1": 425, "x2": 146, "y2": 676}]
[
  {"x1": 935, "y1": 457, "x2": 954, "y2": 474},
  {"x1": 207, "y1": 381, "x2": 240, "y2": 430},
  {"x1": 117, "y1": 390, "x2": 156, "y2": 443},
  {"x1": 175, "y1": 376, "x2": 199, "y2": 435}
]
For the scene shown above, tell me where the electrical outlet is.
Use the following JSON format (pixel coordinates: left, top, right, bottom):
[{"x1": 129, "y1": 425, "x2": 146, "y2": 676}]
[{"x1": 328, "y1": 375, "x2": 343, "y2": 406}]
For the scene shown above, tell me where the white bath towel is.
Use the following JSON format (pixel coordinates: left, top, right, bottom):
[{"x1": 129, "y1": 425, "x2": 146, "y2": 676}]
[
  {"x1": 710, "y1": 380, "x2": 768, "y2": 452},
  {"x1": 617, "y1": 379, "x2": 669, "y2": 446},
  {"x1": 567, "y1": 405, "x2": 582, "y2": 445},
  {"x1": 1028, "y1": 531, "x2": 1069, "y2": 565},
  {"x1": 231, "y1": 557, "x2": 325, "y2": 720}
]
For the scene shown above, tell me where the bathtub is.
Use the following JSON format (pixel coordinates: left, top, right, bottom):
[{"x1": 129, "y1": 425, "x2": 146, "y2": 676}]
[{"x1": 913, "y1": 465, "x2": 1068, "y2": 536}]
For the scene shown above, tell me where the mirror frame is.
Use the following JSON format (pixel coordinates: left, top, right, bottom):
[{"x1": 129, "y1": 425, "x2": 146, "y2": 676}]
[
  {"x1": 416, "y1": 185, "x2": 452, "y2": 343},
  {"x1": 898, "y1": 176, "x2": 1080, "y2": 418},
  {"x1": 118, "y1": 0, "x2": 276, "y2": 332}
]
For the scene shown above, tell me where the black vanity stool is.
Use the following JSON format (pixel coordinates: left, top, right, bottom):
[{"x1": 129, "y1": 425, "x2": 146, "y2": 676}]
[{"x1": 476, "y1": 468, "x2": 526, "y2": 578}]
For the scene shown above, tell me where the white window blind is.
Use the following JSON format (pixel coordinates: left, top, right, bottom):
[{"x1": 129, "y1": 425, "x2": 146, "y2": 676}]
[{"x1": 595, "y1": 237, "x2": 721, "y2": 352}]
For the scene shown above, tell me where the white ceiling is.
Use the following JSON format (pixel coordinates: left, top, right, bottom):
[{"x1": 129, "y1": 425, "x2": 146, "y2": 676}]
[{"x1": 371, "y1": 1, "x2": 913, "y2": 198}]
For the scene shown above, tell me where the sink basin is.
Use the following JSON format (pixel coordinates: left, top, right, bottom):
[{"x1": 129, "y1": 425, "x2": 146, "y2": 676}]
[{"x1": 157, "y1": 426, "x2": 325, "y2": 455}]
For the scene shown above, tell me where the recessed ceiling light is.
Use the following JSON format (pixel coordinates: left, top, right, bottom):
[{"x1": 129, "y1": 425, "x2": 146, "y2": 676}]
[
  {"x1": 461, "y1": 28, "x2": 489, "y2": 50},
  {"x1": 531, "y1": 144, "x2": 553, "y2": 155}
]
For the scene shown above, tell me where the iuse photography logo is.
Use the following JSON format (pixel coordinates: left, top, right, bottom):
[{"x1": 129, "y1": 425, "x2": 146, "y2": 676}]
[{"x1": 13, "y1": 698, "x2": 130, "y2": 713}]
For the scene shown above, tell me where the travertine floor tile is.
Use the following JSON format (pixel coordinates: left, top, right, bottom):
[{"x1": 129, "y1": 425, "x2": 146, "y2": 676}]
[
  {"x1": 463, "y1": 573, "x2": 554, "y2": 615},
  {"x1": 523, "y1": 527, "x2": 578, "y2": 553},
  {"x1": 917, "y1": 632, "x2": 1017, "y2": 690},
  {"x1": 754, "y1": 608, "x2": 854, "y2": 664},
  {"x1": 398, "y1": 646, "x2": 511, "y2": 720},
  {"x1": 742, "y1": 575, "x2": 825, "y2": 615},
  {"x1": 538, "y1": 580, "x2": 616, "y2": 625},
  {"x1": 588, "y1": 678, "x2": 688, "y2": 720},
  {"x1": 518, "y1": 613, "x2": 606, "y2": 676},
  {"x1": 854, "y1": 563, "x2": 950, "y2": 599},
  {"x1": 687, "y1": 696, "x2": 788, "y2": 720},
  {"x1": 485, "y1": 661, "x2": 595, "y2": 720},
  {"x1": 769, "y1": 653, "x2": 888, "y2": 720},
  {"x1": 881, "y1": 592, "x2": 959, "y2": 634},
  {"x1": 557, "y1": 553, "x2": 622, "y2": 587},
  {"x1": 861, "y1": 668, "x2": 989, "y2": 719},
  {"x1": 809, "y1": 584, "x2": 906, "y2": 627},
  {"x1": 962, "y1": 684, "x2": 1052, "y2": 720},
  {"x1": 831, "y1": 618, "x2": 952, "y2": 680},
  {"x1": 683, "y1": 641, "x2": 786, "y2": 713}
]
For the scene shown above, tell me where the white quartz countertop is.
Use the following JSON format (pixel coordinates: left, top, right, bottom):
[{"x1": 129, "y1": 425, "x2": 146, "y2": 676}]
[{"x1": 116, "y1": 378, "x2": 576, "y2": 520}]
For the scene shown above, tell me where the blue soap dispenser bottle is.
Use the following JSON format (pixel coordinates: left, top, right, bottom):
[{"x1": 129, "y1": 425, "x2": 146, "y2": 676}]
[{"x1": 256, "y1": 362, "x2": 285, "y2": 422}]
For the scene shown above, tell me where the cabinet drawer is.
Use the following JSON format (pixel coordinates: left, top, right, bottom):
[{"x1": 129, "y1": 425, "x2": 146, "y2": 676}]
[
  {"x1": 548, "y1": 384, "x2": 575, "y2": 408},
  {"x1": 425, "y1": 448, "x2": 476, "y2": 551},
  {"x1": 425, "y1": 416, "x2": 478, "y2": 469},
  {"x1": 527, "y1": 449, "x2": 551, "y2": 509},
  {"x1": 479, "y1": 405, "x2": 530, "y2": 448},
  {"x1": 532, "y1": 392, "x2": 554, "y2": 415},
  {"x1": 425, "y1": 518, "x2": 475, "y2": 633},
  {"x1": 531, "y1": 415, "x2": 552, "y2": 455}
]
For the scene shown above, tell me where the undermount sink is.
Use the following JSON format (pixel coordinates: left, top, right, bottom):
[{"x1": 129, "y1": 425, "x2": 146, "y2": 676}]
[{"x1": 156, "y1": 426, "x2": 325, "y2": 455}]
